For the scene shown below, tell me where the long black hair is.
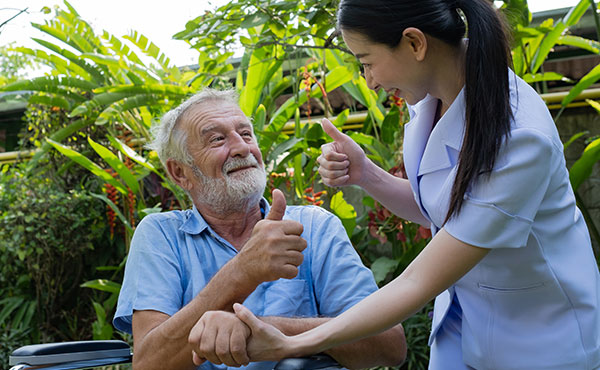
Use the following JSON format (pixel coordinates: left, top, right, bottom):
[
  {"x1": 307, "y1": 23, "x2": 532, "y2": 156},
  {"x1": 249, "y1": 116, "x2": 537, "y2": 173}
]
[{"x1": 337, "y1": 0, "x2": 513, "y2": 223}]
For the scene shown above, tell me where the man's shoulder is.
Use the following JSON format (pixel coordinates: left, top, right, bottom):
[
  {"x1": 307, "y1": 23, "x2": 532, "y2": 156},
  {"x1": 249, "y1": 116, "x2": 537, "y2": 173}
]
[
  {"x1": 136, "y1": 209, "x2": 195, "y2": 230},
  {"x1": 142, "y1": 209, "x2": 192, "y2": 223},
  {"x1": 285, "y1": 204, "x2": 336, "y2": 222}
]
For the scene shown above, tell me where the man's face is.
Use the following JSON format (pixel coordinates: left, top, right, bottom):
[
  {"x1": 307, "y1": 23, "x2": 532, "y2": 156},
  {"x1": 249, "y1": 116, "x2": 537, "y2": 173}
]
[{"x1": 182, "y1": 101, "x2": 266, "y2": 212}]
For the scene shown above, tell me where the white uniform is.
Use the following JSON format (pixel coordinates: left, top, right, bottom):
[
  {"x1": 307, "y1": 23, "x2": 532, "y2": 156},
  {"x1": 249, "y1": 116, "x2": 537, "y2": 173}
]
[{"x1": 403, "y1": 71, "x2": 600, "y2": 369}]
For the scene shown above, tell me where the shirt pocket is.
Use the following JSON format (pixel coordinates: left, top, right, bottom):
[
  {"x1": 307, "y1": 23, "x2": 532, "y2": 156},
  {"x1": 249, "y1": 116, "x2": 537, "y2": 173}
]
[{"x1": 263, "y1": 279, "x2": 312, "y2": 317}]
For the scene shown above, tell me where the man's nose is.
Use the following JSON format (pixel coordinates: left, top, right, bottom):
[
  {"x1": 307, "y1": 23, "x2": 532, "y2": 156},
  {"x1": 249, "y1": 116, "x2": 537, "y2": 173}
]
[{"x1": 229, "y1": 133, "x2": 251, "y2": 157}]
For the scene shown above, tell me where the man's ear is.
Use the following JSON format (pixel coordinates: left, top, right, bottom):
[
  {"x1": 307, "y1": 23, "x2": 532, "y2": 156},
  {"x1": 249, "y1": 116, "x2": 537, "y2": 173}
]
[
  {"x1": 402, "y1": 27, "x2": 427, "y2": 62},
  {"x1": 166, "y1": 159, "x2": 193, "y2": 191}
]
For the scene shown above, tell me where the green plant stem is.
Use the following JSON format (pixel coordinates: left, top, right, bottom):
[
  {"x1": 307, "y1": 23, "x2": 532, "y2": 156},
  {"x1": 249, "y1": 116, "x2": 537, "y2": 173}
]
[{"x1": 590, "y1": 0, "x2": 600, "y2": 42}]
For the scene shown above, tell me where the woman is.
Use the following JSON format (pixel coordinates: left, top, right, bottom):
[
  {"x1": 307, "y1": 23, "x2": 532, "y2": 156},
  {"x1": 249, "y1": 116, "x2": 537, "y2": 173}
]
[{"x1": 194, "y1": 0, "x2": 600, "y2": 368}]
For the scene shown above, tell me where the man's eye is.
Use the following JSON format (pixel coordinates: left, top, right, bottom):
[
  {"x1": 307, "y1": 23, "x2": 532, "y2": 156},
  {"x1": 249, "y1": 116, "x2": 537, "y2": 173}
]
[{"x1": 211, "y1": 136, "x2": 225, "y2": 142}]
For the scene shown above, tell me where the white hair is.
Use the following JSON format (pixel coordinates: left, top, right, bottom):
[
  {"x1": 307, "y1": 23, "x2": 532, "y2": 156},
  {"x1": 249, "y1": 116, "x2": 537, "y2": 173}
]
[{"x1": 147, "y1": 88, "x2": 240, "y2": 166}]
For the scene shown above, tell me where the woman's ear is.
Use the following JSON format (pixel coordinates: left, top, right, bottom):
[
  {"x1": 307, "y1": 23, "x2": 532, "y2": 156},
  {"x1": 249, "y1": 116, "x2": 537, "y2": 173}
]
[
  {"x1": 402, "y1": 27, "x2": 428, "y2": 62},
  {"x1": 166, "y1": 159, "x2": 193, "y2": 191}
]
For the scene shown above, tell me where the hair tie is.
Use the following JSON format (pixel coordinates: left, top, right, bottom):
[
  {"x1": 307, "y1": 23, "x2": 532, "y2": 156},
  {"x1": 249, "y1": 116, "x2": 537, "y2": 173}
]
[{"x1": 456, "y1": 7, "x2": 468, "y2": 36}]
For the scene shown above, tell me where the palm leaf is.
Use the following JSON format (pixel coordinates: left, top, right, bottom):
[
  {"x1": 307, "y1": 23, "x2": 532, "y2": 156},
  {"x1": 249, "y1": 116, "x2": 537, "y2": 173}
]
[
  {"x1": 46, "y1": 139, "x2": 128, "y2": 194},
  {"x1": 88, "y1": 137, "x2": 140, "y2": 194},
  {"x1": 124, "y1": 31, "x2": 181, "y2": 81},
  {"x1": 32, "y1": 38, "x2": 105, "y2": 83}
]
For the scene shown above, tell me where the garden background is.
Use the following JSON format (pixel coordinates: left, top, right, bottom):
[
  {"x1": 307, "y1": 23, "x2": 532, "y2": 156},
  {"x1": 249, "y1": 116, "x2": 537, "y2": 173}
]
[{"x1": 1, "y1": 0, "x2": 599, "y2": 369}]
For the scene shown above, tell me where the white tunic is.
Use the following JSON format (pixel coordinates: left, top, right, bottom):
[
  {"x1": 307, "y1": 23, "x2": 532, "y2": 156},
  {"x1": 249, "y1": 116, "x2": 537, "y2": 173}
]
[{"x1": 403, "y1": 71, "x2": 600, "y2": 369}]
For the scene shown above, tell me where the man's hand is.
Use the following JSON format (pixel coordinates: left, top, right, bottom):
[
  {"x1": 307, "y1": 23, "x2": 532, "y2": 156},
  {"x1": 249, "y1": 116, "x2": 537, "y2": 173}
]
[
  {"x1": 236, "y1": 189, "x2": 307, "y2": 284},
  {"x1": 189, "y1": 311, "x2": 251, "y2": 367}
]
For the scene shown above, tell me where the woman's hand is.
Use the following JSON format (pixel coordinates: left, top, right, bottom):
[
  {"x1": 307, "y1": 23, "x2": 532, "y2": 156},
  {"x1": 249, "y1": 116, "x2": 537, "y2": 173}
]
[
  {"x1": 317, "y1": 118, "x2": 371, "y2": 187},
  {"x1": 233, "y1": 303, "x2": 296, "y2": 362}
]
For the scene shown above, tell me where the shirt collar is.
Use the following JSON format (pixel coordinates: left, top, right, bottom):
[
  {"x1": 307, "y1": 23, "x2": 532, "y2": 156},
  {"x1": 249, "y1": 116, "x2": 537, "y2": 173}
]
[
  {"x1": 413, "y1": 88, "x2": 466, "y2": 177},
  {"x1": 436, "y1": 87, "x2": 466, "y2": 151},
  {"x1": 179, "y1": 198, "x2": 270, "y2": 235}
]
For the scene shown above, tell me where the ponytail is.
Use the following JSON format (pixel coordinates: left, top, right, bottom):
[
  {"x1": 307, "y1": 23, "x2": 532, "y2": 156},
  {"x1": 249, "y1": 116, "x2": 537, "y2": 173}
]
[{"x1": 444, "y1": 0, "x2": 513, "y2": 223}]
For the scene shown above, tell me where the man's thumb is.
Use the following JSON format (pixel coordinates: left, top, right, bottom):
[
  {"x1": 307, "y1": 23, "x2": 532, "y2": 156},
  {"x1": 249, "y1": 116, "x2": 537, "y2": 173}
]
[
  {"x1": 266, "y1": 189, "x2": 286, "y2": 221},
  {"x1": 321, "y1": 118, "x2": 347, "y2": 142}
]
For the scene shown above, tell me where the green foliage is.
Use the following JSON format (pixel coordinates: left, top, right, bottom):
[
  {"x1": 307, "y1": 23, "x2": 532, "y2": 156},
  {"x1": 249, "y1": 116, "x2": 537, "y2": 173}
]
[
  {"x1": 174, "y1": 0, "x2": 343, "y2": 57},
  {"x1": 0, "y1": 42, "x2": 40, "y2": 85},
  {"x1": 0, "y1": 163, "x2": 109, "y2": 345}
]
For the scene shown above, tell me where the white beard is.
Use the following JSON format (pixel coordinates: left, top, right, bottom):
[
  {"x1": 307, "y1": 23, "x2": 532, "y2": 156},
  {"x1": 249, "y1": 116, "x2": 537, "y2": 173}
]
[{"x1": 191, "y1": 155, "x2": 267, "y2": 214}]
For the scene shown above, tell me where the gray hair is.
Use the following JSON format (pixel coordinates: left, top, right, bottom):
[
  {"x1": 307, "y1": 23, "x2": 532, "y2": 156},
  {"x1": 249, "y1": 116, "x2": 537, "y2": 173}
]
[{"x1": 147, "y1": 88, "x2": 240, "y2": 166}]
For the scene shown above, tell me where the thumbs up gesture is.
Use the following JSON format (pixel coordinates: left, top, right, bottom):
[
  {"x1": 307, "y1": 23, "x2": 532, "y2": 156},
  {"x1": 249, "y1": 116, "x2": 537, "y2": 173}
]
[
  {"x1": 236, "y1": 189, "x2": 307, "y2": 285},
  {"x1": 318, "y1": 118, "x2": 370, "y2": 187},
  {"x1": 265, "y1": 187, "x2": 286, "y2": 221}
]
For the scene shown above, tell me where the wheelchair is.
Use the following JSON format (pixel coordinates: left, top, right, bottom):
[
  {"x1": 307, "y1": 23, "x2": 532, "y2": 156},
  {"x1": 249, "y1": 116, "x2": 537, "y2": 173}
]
[{"x1": 9, "y1": 339, "x2": 342, "y2": 370}]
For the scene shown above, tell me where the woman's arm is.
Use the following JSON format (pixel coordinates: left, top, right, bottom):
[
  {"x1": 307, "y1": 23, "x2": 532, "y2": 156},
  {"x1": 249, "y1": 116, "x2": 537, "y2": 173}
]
[
  {"x1": 235, "y1": 229, "x2": 489, "y2": 361},
  {"x1": 318, "y1": 118, "x2": 429, "y2": 226}
]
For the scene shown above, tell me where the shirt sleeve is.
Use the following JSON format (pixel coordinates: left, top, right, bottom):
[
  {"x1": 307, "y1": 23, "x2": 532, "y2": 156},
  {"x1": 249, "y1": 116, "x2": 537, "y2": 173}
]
[
  {"x1": 308, "y1": 207, "x2": 379, "y2": 316},
  {"x1": 113, "y1": 215, "x2": 184, "y2": 334},
  {"x1": 444, "y1": 128, "x2": 556, "y2": 249}
]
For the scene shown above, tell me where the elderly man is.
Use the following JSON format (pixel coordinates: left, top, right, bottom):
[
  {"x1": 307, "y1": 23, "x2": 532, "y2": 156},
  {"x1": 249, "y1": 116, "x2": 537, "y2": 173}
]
[{"x1": 113, "y1": 88, "x2": 406, "y2": 369}]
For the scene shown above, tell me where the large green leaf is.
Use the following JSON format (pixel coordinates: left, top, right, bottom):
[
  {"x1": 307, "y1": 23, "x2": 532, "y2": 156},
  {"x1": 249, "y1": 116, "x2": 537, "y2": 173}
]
[
  {"x1": 108, "y1": 135, "x2": 161, "y2": 175},
  {"x1": 558, "y1": 35, "x2": 600, "y2": 54},
  {"x1": 531, "y1": 22, "x2": 566, "y2": 73},
  {"x1": 563, "y1": 0, "x2": 591, "y2": 26},
  {"x1": 89, "y1": 192, "x2": 133, "y2": 233},
  {"x1": 330, "y1": 190, "x2": 357, "y2": 238},
  {"x1": 46, "y1": 139, "x2": 128, "y2": 194},
  {"x1": 124, "y1": 31, "x2": 180, "y2": 81},
  {"x1": 370, "y1": 256, "x2": 399, "y2": 284},
  {"x1": 381, "y1": 105, "x2": 400, "y2": 145},
  {"x1": 13, "y1": 47, "x2": 94, "y2": 80},
  {"x1": 523, "y1": 72, "x2": 573, "y2": 84},
  {"x1": 239, "y1": 47, "x2": 283, "y2": 117},
  {"x1": 81, "y1": 279, "x2": 121, "y2": 294},
  {"x1": 28, "y1": 95, "x2": 72, "y2": 110},
  {"x1": 570, "y1": 137, "x2": 600, "y2": 191},
  {"x1": 31, "y1": 38, "x2": 105, "y2": 83},
  {"x1": 102, "y1": 30, "x2": 146, "y2": 66},
  {"x1": 267, "y1": 137, "x2": 304, "y2": 163},
  {"x1": 563, "y1": 130, "x2": 589, "y2": 150},
  {"x1": 562, "y1": 63, "x2": 600, "y2": 106},
  {"x1": 70, "y1": 84, "x2": 189, "y2": 117},
  {"x1": 88, "y1": 137, "x2": 140, "y2": 194},
  {"x1": 0, "y1": 76, "x2": 90, "y2": 102}
]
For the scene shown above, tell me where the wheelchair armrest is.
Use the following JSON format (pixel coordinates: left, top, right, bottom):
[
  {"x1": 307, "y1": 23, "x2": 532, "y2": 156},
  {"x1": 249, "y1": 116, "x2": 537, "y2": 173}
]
[
  {"x1": 274, "y1": 354, "x2": 343, "y2": 370},
  {"x1": 9, "y1": 340, "x2": 132, "y2": 368}
]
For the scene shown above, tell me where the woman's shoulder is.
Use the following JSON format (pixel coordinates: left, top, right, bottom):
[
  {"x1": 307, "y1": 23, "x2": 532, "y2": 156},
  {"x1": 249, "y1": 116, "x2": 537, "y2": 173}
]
[{"x1": 509, "y1": 74, "x2": 562, "y2": 151}]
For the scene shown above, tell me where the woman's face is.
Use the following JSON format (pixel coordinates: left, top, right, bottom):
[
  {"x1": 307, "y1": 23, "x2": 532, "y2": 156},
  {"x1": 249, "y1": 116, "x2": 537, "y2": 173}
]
[{"x1": 342, "y1": 29, "x2": 428, "y2": 105}]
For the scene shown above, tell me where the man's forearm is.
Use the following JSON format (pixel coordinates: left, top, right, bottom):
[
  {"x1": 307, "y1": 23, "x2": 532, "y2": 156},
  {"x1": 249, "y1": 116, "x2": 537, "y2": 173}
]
[
  {"x1": 132, "y1": 258, "x2": 258, "y2": 370},
  {"x1": 261, "y1": 316, "x2": 406, "y2": 369}
]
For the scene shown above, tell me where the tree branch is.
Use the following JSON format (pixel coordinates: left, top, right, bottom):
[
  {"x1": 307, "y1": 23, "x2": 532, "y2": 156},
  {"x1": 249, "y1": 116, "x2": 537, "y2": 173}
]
[
  {"x1": 0, "y1": 7, "x2": 29, "y2": 34},
  {"x1": 254, "y1": 39, "x2": 351, "y2": 55}
]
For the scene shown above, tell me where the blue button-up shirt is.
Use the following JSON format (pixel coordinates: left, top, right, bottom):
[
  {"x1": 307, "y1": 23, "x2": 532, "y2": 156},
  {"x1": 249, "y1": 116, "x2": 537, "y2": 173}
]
[{"x1": 114, "y1": 199, "x2": 378, "y2": 369}]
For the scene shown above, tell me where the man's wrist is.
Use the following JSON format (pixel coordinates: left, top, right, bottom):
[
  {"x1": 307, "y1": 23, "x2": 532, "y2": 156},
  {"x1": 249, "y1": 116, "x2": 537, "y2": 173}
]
[{"x1": 227, "y1": 256, "x2": 261, "y2": 295}]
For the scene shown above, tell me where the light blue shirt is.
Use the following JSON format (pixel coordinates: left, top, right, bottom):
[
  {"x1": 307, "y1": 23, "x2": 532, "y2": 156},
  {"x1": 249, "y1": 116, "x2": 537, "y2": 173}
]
[
  {"x1": 114, "y1": 199, "x2": 378, "y2": 370},
  {"x1": 404, "y1": 71, "x2": 600, "y2": 369}
]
